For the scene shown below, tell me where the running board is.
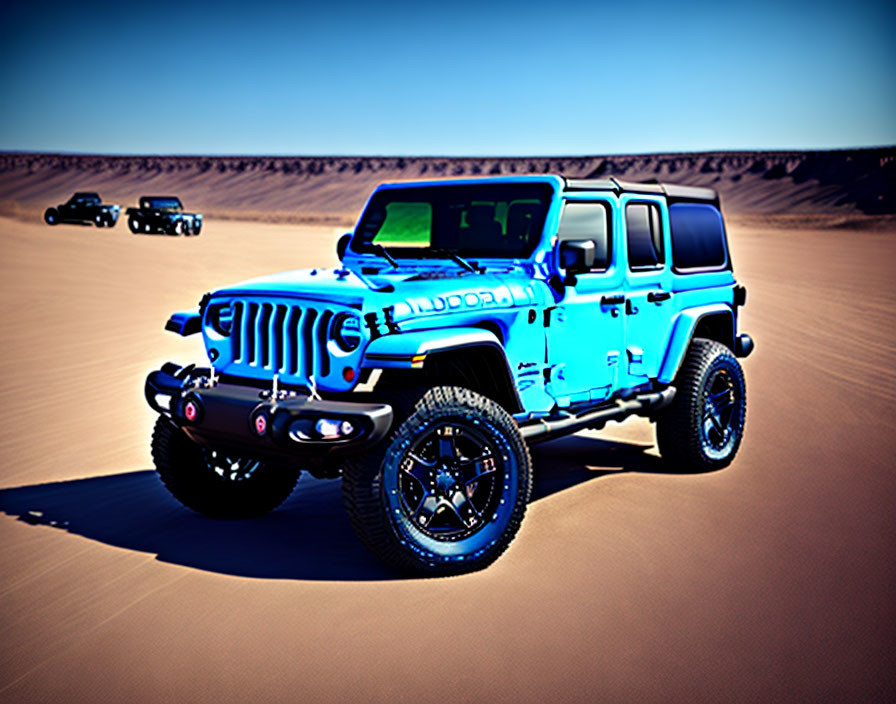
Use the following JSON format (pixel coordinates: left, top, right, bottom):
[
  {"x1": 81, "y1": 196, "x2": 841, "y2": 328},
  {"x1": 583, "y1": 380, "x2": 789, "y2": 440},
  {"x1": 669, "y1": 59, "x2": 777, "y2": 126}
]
[{"x1": 519, "y1": 387, "x2": 676, "y2": 444}]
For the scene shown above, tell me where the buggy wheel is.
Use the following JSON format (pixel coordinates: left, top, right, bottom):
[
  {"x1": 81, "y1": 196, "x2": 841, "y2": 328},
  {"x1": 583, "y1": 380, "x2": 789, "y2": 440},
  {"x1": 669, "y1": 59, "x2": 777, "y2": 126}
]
[
  {"x1": 44, "y1": 208, "x2": 59, "y2": 225},
  {"x1": 129, "y1": 217, "x2": 141, "y2": 233},
  {"x1": 343, "y1": 386, "x2": 532, "y2": 576},
  {"x1": 656, "y1": 338, "x2": 747, "y2": 472},
  {"x1": 151, "y1": 416, "x2": 301, "y2": 518}
]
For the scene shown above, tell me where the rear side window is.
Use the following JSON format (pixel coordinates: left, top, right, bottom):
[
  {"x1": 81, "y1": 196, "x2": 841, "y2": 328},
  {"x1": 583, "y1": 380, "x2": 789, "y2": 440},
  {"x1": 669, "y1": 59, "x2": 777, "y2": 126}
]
[
  {"x1": 668, "y1": 203, "x2": 729, "y2": 271},
  {"x1": 625, "y1": 202, "x2": 664, "y2": 269},
  {"x1": 557, "y1": 201, "x2": 612, "y2": 271}
]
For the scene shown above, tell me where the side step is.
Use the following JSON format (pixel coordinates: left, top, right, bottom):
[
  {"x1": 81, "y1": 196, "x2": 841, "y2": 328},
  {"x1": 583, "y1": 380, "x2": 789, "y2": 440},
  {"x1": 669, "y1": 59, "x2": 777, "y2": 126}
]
[{"x1": 519, "y1": 387, "x2": 676, "y2": 445}]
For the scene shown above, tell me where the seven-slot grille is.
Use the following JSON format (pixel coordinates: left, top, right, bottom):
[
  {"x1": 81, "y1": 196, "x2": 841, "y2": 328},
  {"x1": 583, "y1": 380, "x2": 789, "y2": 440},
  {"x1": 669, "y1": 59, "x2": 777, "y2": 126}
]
[{"x1": 230, "y1": 301, "x2": 334, "y2": 380}]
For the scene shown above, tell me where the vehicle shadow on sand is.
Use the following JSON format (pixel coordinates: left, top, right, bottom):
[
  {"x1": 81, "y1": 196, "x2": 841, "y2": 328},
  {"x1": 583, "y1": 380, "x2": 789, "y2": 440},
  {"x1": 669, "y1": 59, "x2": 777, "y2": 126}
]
[{"x1": 0, "y1": 435, "x2": 685, "y2": 582}]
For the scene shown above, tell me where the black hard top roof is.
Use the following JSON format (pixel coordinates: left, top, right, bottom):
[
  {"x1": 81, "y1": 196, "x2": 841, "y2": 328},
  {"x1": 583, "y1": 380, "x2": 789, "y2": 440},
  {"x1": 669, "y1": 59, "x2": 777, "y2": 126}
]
[
  {"x1": 141, "y1": 195, "x2": 182, "y2": 200},
  {"x1": 73, "y1": 191, "x2": 100, "y2": 198},
  {"x1": 563, "y1": 177, "x2": 719, "y2": 205}
]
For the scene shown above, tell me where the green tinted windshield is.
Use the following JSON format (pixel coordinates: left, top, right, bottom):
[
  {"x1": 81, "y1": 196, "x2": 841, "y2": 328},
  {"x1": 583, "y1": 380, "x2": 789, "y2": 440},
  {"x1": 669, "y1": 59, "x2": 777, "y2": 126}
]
[{"x1": 352, "y1": 183, "x2": 553, "y2": 258}]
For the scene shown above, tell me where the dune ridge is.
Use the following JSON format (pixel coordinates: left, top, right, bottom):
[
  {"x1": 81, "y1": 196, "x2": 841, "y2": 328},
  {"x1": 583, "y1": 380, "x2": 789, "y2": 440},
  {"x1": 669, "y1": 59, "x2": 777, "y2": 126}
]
[{"x1": 1, "y1": 147, "x2": 893, "y2": 224}]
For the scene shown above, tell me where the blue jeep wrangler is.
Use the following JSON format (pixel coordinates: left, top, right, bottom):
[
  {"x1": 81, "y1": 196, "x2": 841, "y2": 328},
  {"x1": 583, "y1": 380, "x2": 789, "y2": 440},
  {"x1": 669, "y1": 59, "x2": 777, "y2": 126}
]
[{"x1": 146, "y1": 175, "x2": 753, "y2": 575}]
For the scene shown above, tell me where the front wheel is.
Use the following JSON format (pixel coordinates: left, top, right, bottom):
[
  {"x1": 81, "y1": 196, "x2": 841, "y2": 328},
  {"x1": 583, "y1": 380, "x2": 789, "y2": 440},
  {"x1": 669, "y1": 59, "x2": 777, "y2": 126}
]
[
  {"x1": 128, "y1": 217, "x2": 141, "y2": 233},
  {"x1": 169, "y1": 219, "x2": 183, "y2": 236},
  {"x1": 151, "y1": 417, "x2": 300, "y2": 518},
  {"x1": 656, "y1": 338, "x2": 747, "y2": 472},
  {"x1": 343, "y1": 386, "x2": 532, "y2": 576},
  {"x1": 44, "y1": 208, "x2": 58, "y2": 225}
]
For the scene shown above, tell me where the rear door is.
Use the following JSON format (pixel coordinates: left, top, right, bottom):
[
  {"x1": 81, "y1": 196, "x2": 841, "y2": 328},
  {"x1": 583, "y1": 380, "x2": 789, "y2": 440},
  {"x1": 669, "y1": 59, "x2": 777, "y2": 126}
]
[
  {"x1": 544, "y1": 196, "x2": 625, "y2": 407},
  {"x1": 620, "y1": 195, "x2": 675, "y2": 387}
]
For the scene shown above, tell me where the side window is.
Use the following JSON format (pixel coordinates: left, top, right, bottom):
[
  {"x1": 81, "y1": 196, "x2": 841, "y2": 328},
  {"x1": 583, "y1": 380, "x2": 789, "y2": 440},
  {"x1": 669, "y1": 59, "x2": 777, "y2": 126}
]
[
  {"x1": 668, "y1": 202, "x2": 729, "y2": 271},
  {"x1": 625, "y1": 202, "x2": 664, "y2": 270},
  {"x1": 556, "y1": 201, "x2": 612, "y2": 271}
]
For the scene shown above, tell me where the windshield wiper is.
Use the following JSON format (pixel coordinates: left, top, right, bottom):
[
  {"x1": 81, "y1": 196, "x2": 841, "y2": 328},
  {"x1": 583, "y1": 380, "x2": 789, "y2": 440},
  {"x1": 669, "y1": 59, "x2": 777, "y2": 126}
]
[
  {"x1": 369, "y1": 243, "x2": 398, "y2": 269},
  {"x1": 433, "y1": 249, "x2": 478, "y2": 273}
]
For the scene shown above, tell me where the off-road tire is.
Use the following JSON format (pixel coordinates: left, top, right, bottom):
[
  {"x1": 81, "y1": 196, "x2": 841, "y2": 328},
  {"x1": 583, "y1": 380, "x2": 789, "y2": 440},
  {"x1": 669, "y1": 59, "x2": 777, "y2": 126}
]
[
  {"x1": 656, "y1": 338, "x2": 747, "y2": 473},
  {"x1": 95, "y1": 214, "x2": 105, "y2": 227},
  {"x1": 151, "y1": 416, "x2": 300, "y2": 518},
  {"x1": 343, "y1": 386, "x2": 532, "y2": 576},
  {"x1": 169, "y1": 219, "x2": 183, "y2": 236},
  {"x1": 44, "y1": 208, "x2": 58, "y2": 225},
  {"x1": 128, "y1": 217, "x2": 141, "y2": 233}
]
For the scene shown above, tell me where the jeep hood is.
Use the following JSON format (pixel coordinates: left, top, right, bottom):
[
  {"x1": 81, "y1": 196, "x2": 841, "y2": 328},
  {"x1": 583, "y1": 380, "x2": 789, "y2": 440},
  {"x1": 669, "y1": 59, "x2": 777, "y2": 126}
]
[{"x1": 209, "y1": 266, "x2": 548, "y2": 314}]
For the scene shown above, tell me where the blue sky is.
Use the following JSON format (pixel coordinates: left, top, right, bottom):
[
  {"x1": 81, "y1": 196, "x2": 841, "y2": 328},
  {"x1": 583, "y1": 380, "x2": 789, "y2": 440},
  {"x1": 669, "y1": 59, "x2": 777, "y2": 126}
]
[{"x1": 1, "y1": 0, "x2": 894, "y2": 155}]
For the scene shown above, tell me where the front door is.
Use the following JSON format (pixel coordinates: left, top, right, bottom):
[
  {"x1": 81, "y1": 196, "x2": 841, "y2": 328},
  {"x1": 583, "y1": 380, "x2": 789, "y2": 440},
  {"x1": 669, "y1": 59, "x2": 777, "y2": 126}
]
[
  {"x1": 620, "y1": 195, "x2": 675, "y2": 387},
  {"x1": 545, "y1": 197, "x2": 625, "y2": 407}
]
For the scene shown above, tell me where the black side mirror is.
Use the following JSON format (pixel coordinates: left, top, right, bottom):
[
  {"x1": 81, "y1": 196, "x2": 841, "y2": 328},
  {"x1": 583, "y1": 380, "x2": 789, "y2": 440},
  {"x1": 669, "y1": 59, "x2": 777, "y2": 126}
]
[
  {"x1": 559, "y1": 239, "x2": 595, "y2": 275},
  {"x1": 337, "y1": 233, "x2": 352, "y2": 261}
]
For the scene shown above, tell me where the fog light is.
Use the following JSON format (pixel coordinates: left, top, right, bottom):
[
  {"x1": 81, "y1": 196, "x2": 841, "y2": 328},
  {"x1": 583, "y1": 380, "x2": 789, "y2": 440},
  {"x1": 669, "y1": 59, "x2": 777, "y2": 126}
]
[
  {"x1": 184, "y1": 399, "x2": 199, "y2": 421},
  {"x1": 254, "y1": 414, "x2": 267, "y2": 436},
  {"x1": 315, "y1": 418, "x2": 354, "y2": 439}
]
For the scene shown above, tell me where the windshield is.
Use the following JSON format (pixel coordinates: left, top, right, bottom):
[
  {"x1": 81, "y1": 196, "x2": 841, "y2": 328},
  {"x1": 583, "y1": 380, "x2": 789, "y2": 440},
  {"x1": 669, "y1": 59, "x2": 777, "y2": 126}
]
[
  {"x1": 351, "y1": 183, "x2": 553, "y2": 259},
  {"x1": 144, "y1": 197, "x2": 182, "y2": 211},
  {"x1": 71, "y1": 193, "x2": 100, "y2": 204}
]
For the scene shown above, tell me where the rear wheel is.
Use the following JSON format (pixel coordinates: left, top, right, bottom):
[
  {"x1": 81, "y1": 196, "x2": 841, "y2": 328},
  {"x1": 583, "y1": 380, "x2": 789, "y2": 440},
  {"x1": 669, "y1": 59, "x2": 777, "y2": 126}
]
[
  {"x1": 656, "y1": 338, "x2": 747, "y2": 472},
  {"x1": 170, "y1": 219, "x2": 183, "y2": 236},
  {"x1": 44, "y1": 208, "x2": 58, "y2": 225},
  {"x1": 129, "y1": 217, "x2": 141, "y2": 233},
  {"x1": 151, "y1": 416, "x2": 300, "y2": 518},
  {"x1": 94, "y1": 214, "x2": 106, "y2": 227},
  {"x1": 343, "y1": 386, "x2": 532, "y2": 576}
]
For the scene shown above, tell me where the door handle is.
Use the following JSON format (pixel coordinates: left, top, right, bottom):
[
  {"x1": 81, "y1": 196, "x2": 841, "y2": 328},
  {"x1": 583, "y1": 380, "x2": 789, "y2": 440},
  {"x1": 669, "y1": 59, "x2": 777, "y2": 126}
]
[
  {"x1": 601, "y1": 294, "x2": 625, "y2": 306},
  {"x1": 625, "y1": 299, "x2": 639, "y2": 315},
  {"x1": 647, "y1": 290, "x2": 672, "y2": 303}
]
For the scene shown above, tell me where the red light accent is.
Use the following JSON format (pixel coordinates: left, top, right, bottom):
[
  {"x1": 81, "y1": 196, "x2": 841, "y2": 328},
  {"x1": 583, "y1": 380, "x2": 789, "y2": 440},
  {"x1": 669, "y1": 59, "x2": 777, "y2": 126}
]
[
  {"x1": 184, "y1": 401, "x2": 198, "y2": 421},
  {"x1": 342, "y1": 367, "x2": 355, "y2": 382},
  {"x1": 255, "y1": 414, "x2": 267, "y2": 436}
]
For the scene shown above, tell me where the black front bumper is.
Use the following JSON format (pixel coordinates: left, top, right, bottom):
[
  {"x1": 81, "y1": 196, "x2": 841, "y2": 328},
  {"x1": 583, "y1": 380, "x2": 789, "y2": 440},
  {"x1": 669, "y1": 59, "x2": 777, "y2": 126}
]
[{"x1": 145, "y1": 364, "x2": 393, "y2": 462}]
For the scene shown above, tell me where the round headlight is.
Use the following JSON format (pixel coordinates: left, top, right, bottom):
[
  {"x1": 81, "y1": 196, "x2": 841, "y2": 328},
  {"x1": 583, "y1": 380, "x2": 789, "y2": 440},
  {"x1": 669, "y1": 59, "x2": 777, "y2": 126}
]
[
  {"x1": 208, "y1": 303, "x2": 234, "y2": 336},
  {"x1": 331, "y1": 313, "x2": 361, "y2": 352}
]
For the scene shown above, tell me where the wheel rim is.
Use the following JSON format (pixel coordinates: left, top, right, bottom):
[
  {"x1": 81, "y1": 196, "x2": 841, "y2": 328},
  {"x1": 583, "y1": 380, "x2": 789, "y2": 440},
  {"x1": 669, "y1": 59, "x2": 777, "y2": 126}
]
[
  {"x1": 701, "y1": 368, "x2": 740, "y2": 459},
  {"x1": 396, "y1": 421, "x2": 505, "y2": 541},
  {"x1": 202, "y1": 448, "x2": 262, "y2": 482}
]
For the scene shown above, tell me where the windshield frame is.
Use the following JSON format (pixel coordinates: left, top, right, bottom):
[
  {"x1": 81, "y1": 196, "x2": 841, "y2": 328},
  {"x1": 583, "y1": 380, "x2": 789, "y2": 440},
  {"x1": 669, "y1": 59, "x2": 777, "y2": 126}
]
[{"x1": 349, "y1": 181, "x2": 556, "y2": 261}]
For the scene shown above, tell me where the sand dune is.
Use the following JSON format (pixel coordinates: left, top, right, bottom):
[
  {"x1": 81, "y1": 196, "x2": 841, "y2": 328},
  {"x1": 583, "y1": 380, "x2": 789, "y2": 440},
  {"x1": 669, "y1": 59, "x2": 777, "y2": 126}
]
[
  {"x1": 0, "y1": 207, "x2": 894, "y2": 701},
  {"x1": 1, "y1": 148, "x2": 893, "y2": 226}
]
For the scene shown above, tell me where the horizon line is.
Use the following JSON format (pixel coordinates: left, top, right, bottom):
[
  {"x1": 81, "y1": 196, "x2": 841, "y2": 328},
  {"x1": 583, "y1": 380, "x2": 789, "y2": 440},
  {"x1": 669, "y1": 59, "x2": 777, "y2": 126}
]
[{"x1": 2, "y1": 145, "x2": 894, "y2": 160}]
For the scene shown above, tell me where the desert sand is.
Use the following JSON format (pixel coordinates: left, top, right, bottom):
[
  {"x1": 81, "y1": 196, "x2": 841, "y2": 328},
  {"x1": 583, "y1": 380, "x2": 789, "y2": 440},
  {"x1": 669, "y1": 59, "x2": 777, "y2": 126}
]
[{"x1": 0, "y1": 153, "x2": 894, "y2": 701}]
